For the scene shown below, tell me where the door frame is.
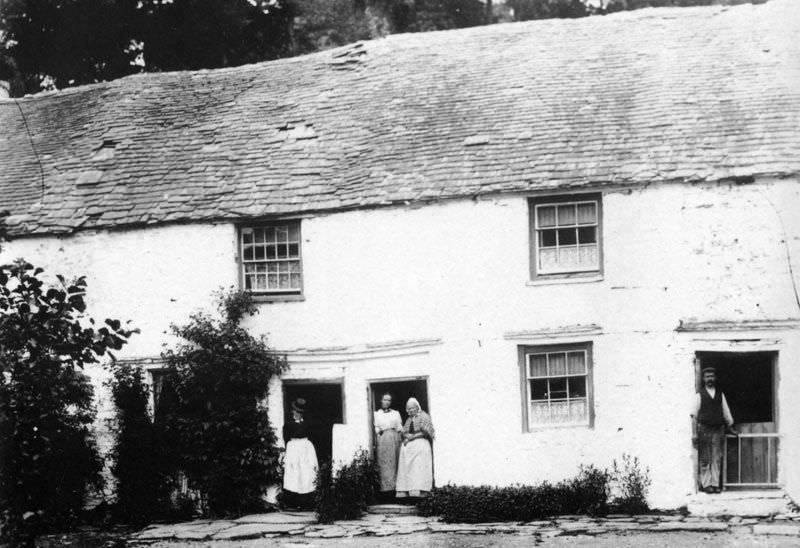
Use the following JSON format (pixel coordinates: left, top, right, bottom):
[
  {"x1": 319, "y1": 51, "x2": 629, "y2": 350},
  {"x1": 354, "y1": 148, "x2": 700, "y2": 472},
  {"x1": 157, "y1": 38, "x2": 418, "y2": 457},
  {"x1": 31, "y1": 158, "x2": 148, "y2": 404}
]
[
  {"x1": 694, "y1": 351, "x2": 780, "y2": 490},
  {"x1": 366, "y1": 375, "x2": 430, "y2": 451}
]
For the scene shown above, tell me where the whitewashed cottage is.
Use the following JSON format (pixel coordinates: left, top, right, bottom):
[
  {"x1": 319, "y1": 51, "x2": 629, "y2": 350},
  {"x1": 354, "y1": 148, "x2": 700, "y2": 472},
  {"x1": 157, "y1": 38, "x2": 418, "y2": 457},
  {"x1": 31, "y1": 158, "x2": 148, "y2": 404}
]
[{"x1": 1, "y1": 0, "x2": 799, "y2": 510}]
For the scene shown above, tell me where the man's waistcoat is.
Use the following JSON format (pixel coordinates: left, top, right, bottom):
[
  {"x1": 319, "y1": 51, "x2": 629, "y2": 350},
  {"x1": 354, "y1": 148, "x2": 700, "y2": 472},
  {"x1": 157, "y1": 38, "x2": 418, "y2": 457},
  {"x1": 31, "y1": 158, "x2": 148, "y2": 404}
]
[{"x1": 698, "y1": 388, "x2": 725, "y2": 426}]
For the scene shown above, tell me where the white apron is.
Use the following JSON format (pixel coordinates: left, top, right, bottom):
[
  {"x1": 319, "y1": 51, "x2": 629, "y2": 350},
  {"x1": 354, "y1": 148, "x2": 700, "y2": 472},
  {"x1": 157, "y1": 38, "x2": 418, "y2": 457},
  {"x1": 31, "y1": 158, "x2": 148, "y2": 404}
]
[{"x1": 283, "y1": 438, "x2": 318, "y2": 494}]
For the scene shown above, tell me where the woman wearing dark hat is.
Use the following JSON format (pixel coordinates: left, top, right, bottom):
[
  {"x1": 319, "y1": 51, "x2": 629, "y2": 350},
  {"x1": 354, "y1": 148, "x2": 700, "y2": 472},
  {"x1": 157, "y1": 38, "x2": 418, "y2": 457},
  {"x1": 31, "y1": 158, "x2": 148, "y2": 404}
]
[{"x1": 282, "y1": 398, "x2": 318, "y2": 508}]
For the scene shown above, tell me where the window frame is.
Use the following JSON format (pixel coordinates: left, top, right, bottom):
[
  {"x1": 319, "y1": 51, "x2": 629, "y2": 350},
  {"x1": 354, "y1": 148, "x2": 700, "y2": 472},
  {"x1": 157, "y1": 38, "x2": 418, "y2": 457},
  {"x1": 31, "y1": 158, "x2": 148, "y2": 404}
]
[
  {"x1": 518, "y1": 342, "x2": 595, "y2": 431},
  {"x1": 238, "y1": 220, "x2": 305, "y2": 301},
  {"x1": 528, "y1": 193, "x2": 603, "y2": 280}
]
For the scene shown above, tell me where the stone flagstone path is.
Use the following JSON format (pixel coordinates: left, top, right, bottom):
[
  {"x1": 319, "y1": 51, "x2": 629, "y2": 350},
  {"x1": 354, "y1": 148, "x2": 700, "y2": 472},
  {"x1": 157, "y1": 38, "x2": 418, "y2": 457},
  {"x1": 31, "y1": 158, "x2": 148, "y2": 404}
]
[{"x1": 129, "y1": 510, "x2": 800, "y2": 543}]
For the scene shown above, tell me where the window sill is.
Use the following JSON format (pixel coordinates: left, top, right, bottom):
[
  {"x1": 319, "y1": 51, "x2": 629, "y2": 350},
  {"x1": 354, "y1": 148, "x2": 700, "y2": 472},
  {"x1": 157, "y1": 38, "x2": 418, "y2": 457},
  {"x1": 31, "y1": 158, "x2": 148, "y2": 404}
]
[
  {"x1": 527, "y1": 274, "x2": 603, "y2": 287},
  {"x1": 524, "y1": 423, "x2": 593, "y2": 433},
  {"x1": 249, "y1": 293, "x2": 305, "y2": 303}
]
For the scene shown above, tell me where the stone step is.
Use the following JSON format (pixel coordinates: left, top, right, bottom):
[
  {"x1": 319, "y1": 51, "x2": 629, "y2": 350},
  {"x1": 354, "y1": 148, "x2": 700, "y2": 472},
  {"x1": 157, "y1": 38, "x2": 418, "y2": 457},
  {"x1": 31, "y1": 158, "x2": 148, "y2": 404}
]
[
  {"x1": 367, "y1": 504, "x2": 419, "y2": 515},
  {"x1": 687, "y1": 490, "x2": 793, "y2": 517}
]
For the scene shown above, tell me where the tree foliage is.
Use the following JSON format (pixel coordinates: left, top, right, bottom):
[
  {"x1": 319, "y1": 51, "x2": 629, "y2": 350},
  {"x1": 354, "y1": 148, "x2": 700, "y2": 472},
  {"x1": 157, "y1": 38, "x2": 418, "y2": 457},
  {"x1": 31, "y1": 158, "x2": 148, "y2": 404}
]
[
  {"x1": 107, "y1": 362, "x2": 175, "y2": 525},
  {"x1": 160, "y1": 289, "x2": 288, "y2": 517},
  {"x1": 0, "y1": 260, "x2": 136, "y2": 544}
]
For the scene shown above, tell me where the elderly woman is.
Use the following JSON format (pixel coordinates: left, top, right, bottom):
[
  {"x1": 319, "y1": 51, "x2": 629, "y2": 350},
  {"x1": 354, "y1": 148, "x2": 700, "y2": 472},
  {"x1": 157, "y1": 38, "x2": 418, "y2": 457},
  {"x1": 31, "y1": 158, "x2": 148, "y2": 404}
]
[
  {"x1": 282, "y1": 398, "x2": 318, "y2": 509},
  {"x1": 395, "y1": 397, "x2": 435, "y2": 499},
  {"x1": 374, "y1": 393, "x2": 403, "y2": 500}
]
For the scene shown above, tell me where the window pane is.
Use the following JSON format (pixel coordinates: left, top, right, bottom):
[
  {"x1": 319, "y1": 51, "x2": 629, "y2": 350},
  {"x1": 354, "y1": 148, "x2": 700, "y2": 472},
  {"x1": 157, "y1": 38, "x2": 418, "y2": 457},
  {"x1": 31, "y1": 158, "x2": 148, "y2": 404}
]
[
  {"x1": 289, "y1": 224, "x2": 300, "y2": 241},
  {"x1": 548, "y1": 353, "x2": 566, "y2": 376},
  {"x1": 539, "y1": 248, "x2": 558, "y2": 270},
  {"x1": 254, "y1": 246, "x2": 265, "y2": 260},
  {"x1": 290, "y1": 273, "x2": 301, "y2": 288},
  {"x1": 569, "y1": 400, "x2": 588, "y2": 422},
  {"x1": 279, "y1": 274, "x2": 290, "y2": 288},
  {"x1": 567, "y1": 352, "x2": 586, "y2": 374},
  {"x1": 264, "y1": 227, "x2": 276, "y2": 244},
  {"x1": 558, "y1": 247, "x2": 578, "y2": 267},
  {"x1": 578, "y1": 244, "x2": 598, "y2": 267},
  {"x1": 268, "y1": 274, "x2": 277, "y2": 287},
  {"x1": 537, "y1": 206, "x2": 556, "y2": 227},
  {"x1": 530, "y1": 379, "x2": 548, "y2": 400},
  {"x1": 529, "y1": 354, "x2": 547, "y2": 377},
  {"x1": 577, "y1": 202, "x2": 596, "y2": 224},
  {"x1": 539, "y1": 229, "x2": 557, "y2": 248},
  {"x1": 243, "y1": 246, "x2": 254, "y2": 261},
  {"x1": 557, "y1": 228, "x2": 577, "y2": 246},
  {"x1": 254, "y1": 228, "x2": 265, "y2": 243},
  {"x1": 549, "y1": 377, "x2": 568, "y2": 399},
  {"x1": 557, "y1": 204, "x2": 576, "y2": 226},
  {"x1": 257, "y1": 273, "x2": 267, "y2": 288},
  {"x1": 577, "y1": 226, "x2": 596, "y2": 244},
  {"x1": 244, "y1": 264, "x2": 256, "y2": 275},
  {"x1": 288, "y1": 243, "x2": 299, "y2": 257},
  {"x1": 277, "y1": 244, "x2": 288, "y2": 259},
  {"x1": 568, "y1": 377, "x2": 587, "y2": 398},
  {"x1": 289, "y1": 261, "x2": 301, "y2": 274},
  {"x1": 550, "y1": 401, "x2": 571, "y2": 423},
  {"x1": 276, "y1": 226, "x2": 288, "y2": 242},
  {"x1": 242, "y1": 229, "x2": 253, "y2": 244},
  {"x1": 530, "y1": 402, "x2": 550, "y2": 424},
  {"x1": 244, "y1": 275, "x2": 253, "y2": 290}
]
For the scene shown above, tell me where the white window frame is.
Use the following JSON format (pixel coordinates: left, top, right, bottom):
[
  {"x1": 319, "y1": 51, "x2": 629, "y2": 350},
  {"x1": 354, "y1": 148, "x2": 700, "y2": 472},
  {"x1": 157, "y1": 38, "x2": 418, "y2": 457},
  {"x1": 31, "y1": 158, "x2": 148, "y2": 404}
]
[
  {"x1": 529, "y1": 194, "x2": 602, "y2": 279},
  {"x1": 239, "y1": 222, "x2": 303, "y2": 297},
  {"x1": 519, "y1": 342, "x2": 594, "y2": 431}
]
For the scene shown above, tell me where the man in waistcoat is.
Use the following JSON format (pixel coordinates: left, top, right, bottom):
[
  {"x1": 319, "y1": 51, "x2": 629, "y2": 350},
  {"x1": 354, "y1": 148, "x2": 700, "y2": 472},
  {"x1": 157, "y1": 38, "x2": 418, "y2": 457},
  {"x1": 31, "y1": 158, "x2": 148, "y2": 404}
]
[{"x1": 692, "y1": 366, "x2": 737, "y2": 493}]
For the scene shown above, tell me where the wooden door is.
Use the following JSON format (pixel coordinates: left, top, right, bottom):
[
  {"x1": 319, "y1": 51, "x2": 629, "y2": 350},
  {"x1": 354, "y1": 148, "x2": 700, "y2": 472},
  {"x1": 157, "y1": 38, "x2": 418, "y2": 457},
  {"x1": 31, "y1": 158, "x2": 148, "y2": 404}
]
[{"x1": 697, "y1": 352, "x2": 778, "y2": 489}]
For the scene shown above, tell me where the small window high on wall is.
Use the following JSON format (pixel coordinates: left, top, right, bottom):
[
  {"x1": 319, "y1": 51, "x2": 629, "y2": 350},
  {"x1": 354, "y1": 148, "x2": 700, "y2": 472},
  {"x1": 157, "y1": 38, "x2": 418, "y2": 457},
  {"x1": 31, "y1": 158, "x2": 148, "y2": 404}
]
[
  {"x1": 519, "y1": 342, "x2": 594, "y2": 430},
  {"x1": 240, "y1": 222, "x2": 303, "y2": 298},
  {"x1": 529, "y1": 194, "x2": 602, "y2": 279}
]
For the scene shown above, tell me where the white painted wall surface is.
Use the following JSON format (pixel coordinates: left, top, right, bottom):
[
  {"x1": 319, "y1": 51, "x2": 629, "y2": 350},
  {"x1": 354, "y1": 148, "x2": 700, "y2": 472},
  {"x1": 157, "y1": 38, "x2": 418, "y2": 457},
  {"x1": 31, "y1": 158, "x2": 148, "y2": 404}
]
[{"x1": 2, "y1": 178, "x2": 799, "y2": 509}]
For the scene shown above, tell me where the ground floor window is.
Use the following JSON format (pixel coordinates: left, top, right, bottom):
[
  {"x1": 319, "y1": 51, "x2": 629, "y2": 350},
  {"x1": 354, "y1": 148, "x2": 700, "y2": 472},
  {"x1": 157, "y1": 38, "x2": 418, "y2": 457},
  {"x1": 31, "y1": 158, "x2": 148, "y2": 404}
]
[{"x1": 519, "y1": 342, "x2": 594, "y2": 430}]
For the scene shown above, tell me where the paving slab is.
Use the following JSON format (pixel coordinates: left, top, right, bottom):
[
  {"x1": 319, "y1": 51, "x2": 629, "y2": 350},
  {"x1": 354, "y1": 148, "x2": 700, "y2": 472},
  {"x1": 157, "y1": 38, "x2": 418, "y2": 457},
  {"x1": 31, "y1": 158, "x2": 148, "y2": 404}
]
[
  {"x1": 384, "y1": 515, "x2": 431, "y2": 524},
  {"x1": 235, "y1": 512, "x2": 315, "y2": 525},
  {"x1": 213, "y1": 523, "x2": 296, "y2": 540},
  {"x1": 651, "y1": 521, "x2": 728, "y2": 532},
  {"x1": 173, "y1": 521, "x2": 237, "y2": 540},
  {"x1": 752, "y1": 524, "x2": 800, "y2": 536}
]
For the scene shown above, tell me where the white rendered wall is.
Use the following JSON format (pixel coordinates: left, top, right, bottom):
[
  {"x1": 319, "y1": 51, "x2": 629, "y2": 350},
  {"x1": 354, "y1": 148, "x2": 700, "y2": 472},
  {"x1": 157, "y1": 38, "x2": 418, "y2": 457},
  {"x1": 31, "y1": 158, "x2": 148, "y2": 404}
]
[{"x1": 2, "y1": 178, "x2": 799, "y2": 508}]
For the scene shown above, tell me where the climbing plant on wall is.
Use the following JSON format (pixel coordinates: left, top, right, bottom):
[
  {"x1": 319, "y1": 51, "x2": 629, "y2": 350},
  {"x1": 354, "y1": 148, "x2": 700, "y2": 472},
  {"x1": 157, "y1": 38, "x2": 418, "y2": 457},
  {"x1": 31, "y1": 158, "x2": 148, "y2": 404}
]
[
  {"x1": 0, "y1": 260, "x2": 136, "y2": 545},
  {"x1": 161, "y1": 289, "x2": 288, "y2": 517}
]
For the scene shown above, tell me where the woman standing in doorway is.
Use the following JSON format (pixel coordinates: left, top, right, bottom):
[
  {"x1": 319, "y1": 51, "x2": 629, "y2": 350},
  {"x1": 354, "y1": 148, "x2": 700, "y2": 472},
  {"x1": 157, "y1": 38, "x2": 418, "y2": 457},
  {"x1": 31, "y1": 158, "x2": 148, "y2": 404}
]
[
  {"x1": 374, "y1": 393, "x2": 403, "y2": 501},
  {"x1": 395, "y1": 397, "x2": 434, "y2": 500},
  {"x1": 282, "y1": 398, "x2": 318, "y2": 509}
]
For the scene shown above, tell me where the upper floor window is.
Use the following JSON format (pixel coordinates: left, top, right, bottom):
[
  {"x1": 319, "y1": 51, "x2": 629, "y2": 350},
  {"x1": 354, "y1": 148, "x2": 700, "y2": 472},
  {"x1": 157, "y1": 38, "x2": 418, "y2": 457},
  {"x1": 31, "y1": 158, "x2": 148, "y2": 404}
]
[
  {"x1": 529, "y1": 194, "x2": 602, "y2": 278},
  {"x1": 520, "y1": 342, "x2": 594, "y2": 430},
  {"x1": 240, "y1": 223, "x2": 302, "y2": 295}
]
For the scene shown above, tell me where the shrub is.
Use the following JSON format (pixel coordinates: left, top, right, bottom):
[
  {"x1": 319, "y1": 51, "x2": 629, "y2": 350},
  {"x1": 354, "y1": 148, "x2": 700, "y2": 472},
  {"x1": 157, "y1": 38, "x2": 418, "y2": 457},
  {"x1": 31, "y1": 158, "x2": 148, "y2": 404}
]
[
  {"x1": 0, "y1": 261, "x2": 135, "y2": 544},
  {"x1": 314, "y1": 449, "x2": 379, "y2": 523},
  {"x1": 417, "y1": 465, "x2": 611, "y2": 523},
  {"x1": 611, "y1": 454, "x2": 651, "y2": 514},
  {"x1": 161, "y1": 289, "x2": 287, "y2": 517},
  {"x1": 107, "y1": 362, "x2": 175, "y2": 525}
]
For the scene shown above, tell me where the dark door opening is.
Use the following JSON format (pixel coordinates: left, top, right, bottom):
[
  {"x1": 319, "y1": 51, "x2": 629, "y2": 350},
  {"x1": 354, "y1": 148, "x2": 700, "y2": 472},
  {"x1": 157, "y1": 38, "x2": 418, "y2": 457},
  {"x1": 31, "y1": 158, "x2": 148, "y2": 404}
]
[
  {"x1": 368, "y1": 377, "x2": 429, "y2": 451},
  {"x1": 696, "y1": 351, "x2": 778, "y2": 488},
  {"x1": 283, "y1": 382, "x2": 343, "y2": 465}
]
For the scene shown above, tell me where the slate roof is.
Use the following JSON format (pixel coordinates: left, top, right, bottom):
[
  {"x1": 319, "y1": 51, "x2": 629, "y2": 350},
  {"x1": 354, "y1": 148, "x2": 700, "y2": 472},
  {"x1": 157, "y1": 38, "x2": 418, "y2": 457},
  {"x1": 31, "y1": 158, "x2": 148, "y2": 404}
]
[{"x1": 1, "y1": 0, "x2": 799, "y2": 236}]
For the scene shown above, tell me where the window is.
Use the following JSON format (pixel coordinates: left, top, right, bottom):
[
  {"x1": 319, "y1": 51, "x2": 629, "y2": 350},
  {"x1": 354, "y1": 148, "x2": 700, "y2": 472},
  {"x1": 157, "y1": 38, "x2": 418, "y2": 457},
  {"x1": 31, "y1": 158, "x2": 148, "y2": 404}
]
[
  {"x1": 530, "y1": 195, "x2": 601, "y2": 278},
  {"x1": 240, "y1": 223, "x2": 302, "y2": 295},
  {"x1": 520, "y1": 343, "x2": 594, "y2": 429}
]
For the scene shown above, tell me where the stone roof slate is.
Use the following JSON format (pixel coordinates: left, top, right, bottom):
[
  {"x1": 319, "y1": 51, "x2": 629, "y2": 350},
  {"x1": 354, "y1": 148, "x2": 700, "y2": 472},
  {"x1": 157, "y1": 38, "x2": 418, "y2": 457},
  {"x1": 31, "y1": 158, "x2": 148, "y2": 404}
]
[{"x1": 1, "y1": 0, "x2": 799, "y2": 236}]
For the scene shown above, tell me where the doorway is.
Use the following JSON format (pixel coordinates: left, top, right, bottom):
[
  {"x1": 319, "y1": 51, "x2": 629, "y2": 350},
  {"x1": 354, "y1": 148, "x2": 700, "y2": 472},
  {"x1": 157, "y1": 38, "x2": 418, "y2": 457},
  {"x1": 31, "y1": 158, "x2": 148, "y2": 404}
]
[
  {"x1": 283, "y1": 381, "x2": 344, "y2": 465},
  {"x1": 696, "y1": 352, "x2": 778, "y2": 489},
  {"x1": 368, "y1": 377, "x2": 429, "y2": 445}
]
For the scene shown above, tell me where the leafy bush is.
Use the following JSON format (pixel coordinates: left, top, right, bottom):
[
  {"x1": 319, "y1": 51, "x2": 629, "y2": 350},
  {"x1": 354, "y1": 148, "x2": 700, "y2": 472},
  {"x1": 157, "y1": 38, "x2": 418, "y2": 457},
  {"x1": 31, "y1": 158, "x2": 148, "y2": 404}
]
[
  {"x1": 314, "y1": 449, "x2": 379, "y2": 523},
  {"x1": 0, "y1": 261, "x2": 135, "y2": 544},
  {"x1": 161, "y1": 289, "x2": 287, "y2": 517},
  {"x1": 417, "y1": 465, "x2": 611, "y2": 523},
  {"x1": 107, "y1": 362, "x2": 175, "y2": 525},
  {"x1": 610, "y1": 454, "x2": 651, "y2": 514}
]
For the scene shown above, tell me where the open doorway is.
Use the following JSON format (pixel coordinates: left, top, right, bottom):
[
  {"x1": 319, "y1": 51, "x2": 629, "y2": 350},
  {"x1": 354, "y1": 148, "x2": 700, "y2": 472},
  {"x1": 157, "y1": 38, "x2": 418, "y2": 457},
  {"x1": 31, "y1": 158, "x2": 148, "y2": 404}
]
[
  {"x1": 283, "y1": 381, "x2": 344, "y2": 465},
  {"x1": 696, "y1": 352, "x2": 778, "y2": 489},
  {"x1": 368, "y1": 377, "x2": 429, "y2": 433}
]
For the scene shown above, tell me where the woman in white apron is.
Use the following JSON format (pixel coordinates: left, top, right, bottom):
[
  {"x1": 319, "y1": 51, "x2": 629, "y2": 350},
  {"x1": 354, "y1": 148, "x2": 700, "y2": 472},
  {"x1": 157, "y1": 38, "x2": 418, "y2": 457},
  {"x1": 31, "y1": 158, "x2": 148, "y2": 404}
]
[
  {"x1": 395, "y1": 397, "x2": 434, "y2": 500},
  {"x1": 374, "y1": 393, "x2": 403, "y2": 501},
  {"x1": 282, "y1": 398, "x2": 318, "y2": 508}
]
